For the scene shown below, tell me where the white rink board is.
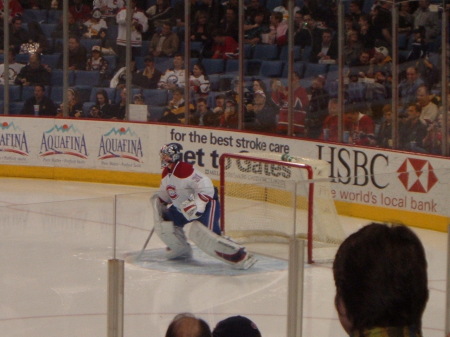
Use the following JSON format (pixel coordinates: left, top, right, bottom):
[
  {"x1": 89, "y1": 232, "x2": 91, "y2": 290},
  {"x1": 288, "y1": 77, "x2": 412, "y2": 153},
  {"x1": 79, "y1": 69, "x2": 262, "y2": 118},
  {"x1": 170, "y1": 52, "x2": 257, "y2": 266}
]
[{"x1": 0, "y1": 118, "x2": 449, "y2": 218}]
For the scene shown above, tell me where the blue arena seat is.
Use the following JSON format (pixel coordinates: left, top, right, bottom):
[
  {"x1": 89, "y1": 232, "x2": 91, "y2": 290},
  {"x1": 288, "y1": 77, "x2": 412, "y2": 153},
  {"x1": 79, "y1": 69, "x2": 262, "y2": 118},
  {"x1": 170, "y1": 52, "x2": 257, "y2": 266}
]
[
  {"x1": 40, "y1": 23, "x2": 57, "y2": 38},
  {"x1": 15, "y1": 54, "x2": 30, "y2": 64},
  {"x1": 80, "y1": 39, "x2": 102, "y2": 53},
  {"x1": 41, "y1": 54, "x2": 61, "y2": 69},
  {"x1": 47, "y1": 10, "x2": 62, "y2": 24},
  {"x1": 143, "y1": 89, "x2": 168, "y2": 106},
  {"x1": 9, "y1": 102, "x2": 24, "y2": 115},
  {"x1": 201, "y1": 58, "x2": 225, "y2": 75},
  {"x1": 50, "y1": 86, "x2": 64, "y2": 103},
  {"x1": 22, "y1": 9, "x2": 48, "y2": 24},
  {"x1": 259, "y1": 60, "x2": 284, "y2": 78},
  {"x1": 279, "y1": 45, "x2": 301, "y2": 61},
  {"x1": 51, "y1": 69, "x2": 75, "y2": 86},
  {"x1": 74, "y1": 70, "x2": 101, "y2": 87},
  {"x1": 303, "y1": 62, "x2": 329, "y2": 80},
  {"x1": 148, "y1": 105, "x2": 167, "y2": 122},
  {"x1": 253, "y1": 44, "x2": 279, "y2": 60},
  {"x1": 0, "y1": 85, "x2": 22, "y2": 102}
]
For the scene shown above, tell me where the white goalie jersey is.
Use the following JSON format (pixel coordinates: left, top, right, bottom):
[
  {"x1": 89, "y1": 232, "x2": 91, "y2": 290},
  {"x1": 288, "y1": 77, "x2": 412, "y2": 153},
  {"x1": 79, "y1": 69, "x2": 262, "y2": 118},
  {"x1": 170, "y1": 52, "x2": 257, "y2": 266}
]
[{"x1": 158, "y1": 161, "x2": 215, "y2": 213}]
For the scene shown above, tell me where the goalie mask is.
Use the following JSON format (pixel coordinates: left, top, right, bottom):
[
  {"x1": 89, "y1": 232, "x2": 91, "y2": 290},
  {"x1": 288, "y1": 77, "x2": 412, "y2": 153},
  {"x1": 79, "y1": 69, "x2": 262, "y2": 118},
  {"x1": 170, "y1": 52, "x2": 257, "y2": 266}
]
[{"x1": 160, "y1": 143, "x2": 183, "y2": 168}]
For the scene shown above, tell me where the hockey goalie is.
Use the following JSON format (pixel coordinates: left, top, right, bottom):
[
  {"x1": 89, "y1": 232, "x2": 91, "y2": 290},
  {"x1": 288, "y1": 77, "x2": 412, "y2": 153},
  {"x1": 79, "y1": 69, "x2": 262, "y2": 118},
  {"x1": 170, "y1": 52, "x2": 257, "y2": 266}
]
[{"x1": 152, "y1": 143, "x2": 256, "y2": 270}]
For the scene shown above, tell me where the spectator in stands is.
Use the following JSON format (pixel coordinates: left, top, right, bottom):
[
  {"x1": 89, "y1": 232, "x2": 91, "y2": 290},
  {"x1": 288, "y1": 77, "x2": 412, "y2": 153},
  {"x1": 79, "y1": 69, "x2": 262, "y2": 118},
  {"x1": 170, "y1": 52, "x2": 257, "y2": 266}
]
[
  {"x1": 9, "y1": 15, "x2": 29, "y2": 54},
  {"x1": 345, "y1": 70, "x2": 367, "y2": 104},
  {"x1": 333, "y1": 223, "x2": 428, "y2": 337},
  {"x1": 413, "y1": 0, "x2": 440, "y2": 46},
  {"x1": 416, "y1": 84, "x2": 438, "y2": 123},
  {"x1": 217, "y1": 6, "x2": 239, "y2": 41},
  {"x1": 94, "y1": 0, "x2": 124, "y2": 25},
  {"x1": 0, "y1": 0, "x2": 23, "y2": 22},
  {"x1": 406, "y1": 28, "x2": 427, "y2": 62},
  {"x1": 252, "y1": 79, "x2": 268, "y2": 97},
  {"x1": 57, "y1": 35, "x2": 88, "y2": 70},
  {"x1": 202, "y1": 0, "x2": 224, "y2": 27},
  {"x1": 306, "y1": 75, "x2": 329, "y2": 139},
  {"x1": 267, "y1": 11, "x2": 287, "y2": 46},
  {"x1": 423, "y1": 112, "x2": 445, "y2": 154},
  {"x1": 166, "y1": 313, "x2": 212, "y2": 337},
  {"x1": 210, "y1": 30, "x2": 238, "y2": 60},
  {"x1": 348, "y1": 0, "x2": 364, "y2": 30},
  {"x1": 133, "y1": 92, "x2": 145, "y2": 105},
  {"x1": 343, "y1": 29, "x2": 363, "y2": 66},
  {"x1": 0, "y1": 47, "x2": 24, "y2": 84},
  {"x1": 310, "y1": 28, "x2": 338, "y2": 63},
  {"x1": 21, "y1": 84, "x2": 57, "y2": 116},
  {"x1": 189, "y1": 63, "x2": 210, "y2": 101},
  {"x1": 189, "y1": 97, "x2": 218, "y2": 126},
  {"x1": 399, "y1": 103, "x2": 428, "y2": 152},
  {"x1": 83, "y1": 8, "x2": 108, "y2": 39},
  {"x1": 23, "y1": 21, "x2": 51, "y2": 55},
  {"x1": 415, "y1": 53, "x2": 439, "y2": 91},
  {"x1": 219, "y1": 98, "x2": 238, "y2": 129},
  {"x1": 96, "y1": 28, "x2": 116, "y2": 55},
  {"x1": 370, "y1": 3, "x2": 392, "y2": 45},
  {"x1": 399, "y1": 66, "x2": 425, "y2": 108},
  {"x1": 376, "y1": 104, "x2": 393, "y2": 148},
  {"x1": 270, "y1": 78, "x2": 287, "y2": 108},
  {"x1": 116, "y1": 0, "x2": 148, "y2": 68},
  {"x1": 146, "y1": 0, "x2": 174, "y2": 37},
  {"x1": 321, "y1": 97, "x2": 339, "y2": 141},
  {"x1": 213, "y1": 315, "x2": 261, "y2": 337},
  {"x1": 52, "y1": 11, "x2": 85, "y2": 40},
  {"x1": 349, "y1": 49, "x2": 371, "y2": 79},
  {"x1": 213, "y1": 94, "x2": 226, "y2": 113},
  {"x1": 357, "y1": 14, "x2": 376, "y2": 49},
  {"x1": 15, "y1": 52, "x2": 51, "y2": 86},
  {"x1": 245, "y1": 0, "x2": 269, "y2": 27},
  {"x1": 88, "y1": 88, "x2": 116, "y2": 119},
  {"x1": 60, "y1": 87, "x2": 83, "y2": 118},
  {"x1": 69, "y1": 0, "x2": 92, "y2": 24},
  {"x1": 367, "y1": 45, "x2": 391, "y2": 78},
  {"x1": 190, "y1": 10, "x2": 213, "y2": 50},
  {"x1": 158, "y1": 53, "x2": 185, "y2": 90},
  {"x1": 149, "y1": 22, "x2": 180, "y2": 58},
  {"x1": 344, "y1": 102, "x2": 376, "y2": 145},
  {"x1": 159, "y1": 87, "x2": 194, "y2": 124},
  {"x1": 132, "y1": 55, "x2": 162, "y2": 89},
  {"x1": 365, "y1": 69, "x2": 391, "y2": 122},
  {"x1": 111, "y1": 86, "x2": 127, "y2": 120},
  {"x1": 246, "y1": 90, "x2": 278, "y2": 133},
  {"x1": 398, "y1": 1, "x2": 414, "y2": 36},
  {"x1": 86, "y1": 45, "x2": 110, "y2": 81}
]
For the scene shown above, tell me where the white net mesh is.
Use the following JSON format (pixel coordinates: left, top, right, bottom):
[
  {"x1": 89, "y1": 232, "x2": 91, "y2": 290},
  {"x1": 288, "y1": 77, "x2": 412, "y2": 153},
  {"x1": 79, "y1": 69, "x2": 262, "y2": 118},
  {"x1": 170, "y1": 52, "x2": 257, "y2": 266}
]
[{"x1": 220, "y1": 152, "x2": 346, "y2": 262}]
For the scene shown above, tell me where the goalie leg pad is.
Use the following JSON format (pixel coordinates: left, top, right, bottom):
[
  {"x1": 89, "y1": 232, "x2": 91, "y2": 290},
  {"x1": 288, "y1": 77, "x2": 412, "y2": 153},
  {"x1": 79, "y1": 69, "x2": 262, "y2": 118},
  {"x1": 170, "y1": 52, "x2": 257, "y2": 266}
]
[
  {"x1": 154, "y1": 220, "x2": 192, "y2": 259},
  {"x1": 189, "y1": 221, "x2": 257, "y2": 269}
]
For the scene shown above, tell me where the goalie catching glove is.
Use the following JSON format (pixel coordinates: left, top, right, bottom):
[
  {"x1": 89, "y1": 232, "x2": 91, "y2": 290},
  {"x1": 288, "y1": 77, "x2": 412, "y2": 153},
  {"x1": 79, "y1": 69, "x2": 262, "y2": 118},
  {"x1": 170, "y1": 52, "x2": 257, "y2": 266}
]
[{"x1": 181, "y1": 194, "x2": 206, "y2": 221}]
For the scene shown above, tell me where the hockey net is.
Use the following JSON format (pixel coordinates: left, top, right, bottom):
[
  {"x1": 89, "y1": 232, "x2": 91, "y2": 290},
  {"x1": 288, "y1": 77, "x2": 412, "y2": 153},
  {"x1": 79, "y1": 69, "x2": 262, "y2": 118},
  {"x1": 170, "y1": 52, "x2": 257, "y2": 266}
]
[{"x1": 219, "y1": 152, "x2": 346, "y2": 263}]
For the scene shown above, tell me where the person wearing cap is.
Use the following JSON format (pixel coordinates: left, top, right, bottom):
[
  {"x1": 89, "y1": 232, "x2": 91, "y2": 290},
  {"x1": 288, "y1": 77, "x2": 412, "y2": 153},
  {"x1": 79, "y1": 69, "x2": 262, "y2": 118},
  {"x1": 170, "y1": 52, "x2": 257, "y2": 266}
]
[
  {"x1": 86, "y1": 45, "x2": 110, "y2": 81},
  {"x1": 83, "y1": 8, "x2": 108, "y2": 39},
  {"x1": 213, "y1": 316, "x2": 261, "y2": 337},
  {"x1": 132, "y1": 55, "x2": 162, "y2": 89},
  {"x1": 367, "y1": 46, "x2": 392, "y2": 78}
]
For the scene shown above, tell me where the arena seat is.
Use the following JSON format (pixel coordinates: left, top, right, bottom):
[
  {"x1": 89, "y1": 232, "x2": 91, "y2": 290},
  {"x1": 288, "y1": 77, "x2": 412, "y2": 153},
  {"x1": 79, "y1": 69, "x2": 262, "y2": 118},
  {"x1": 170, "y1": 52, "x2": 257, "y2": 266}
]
[
  {"x1": 22, "y1": 9, "x2": 48, "y2": 24},
  {"x1": 202, "y1": 58, "x2": 225, "y2": 75},
  {"x1": 143, "y1": 89, "x2": 168, "y2": 106},
  {"x1": 259, "y1": 60, "x2": 284, "y2": 78},
  {"x1": 253, "y1": 44, "x2": 279, "y2": 60},
  {"x1": 74, "y1": 70, "x2": 101, "y2": 87}
]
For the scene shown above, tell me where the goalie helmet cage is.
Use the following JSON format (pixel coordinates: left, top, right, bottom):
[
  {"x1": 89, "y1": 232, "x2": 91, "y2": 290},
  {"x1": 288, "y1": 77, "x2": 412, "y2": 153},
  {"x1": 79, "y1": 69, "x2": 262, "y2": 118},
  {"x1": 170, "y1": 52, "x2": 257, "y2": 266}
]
[{"x1": 219, "y1": 152, "x2": 346, "y2": 264}]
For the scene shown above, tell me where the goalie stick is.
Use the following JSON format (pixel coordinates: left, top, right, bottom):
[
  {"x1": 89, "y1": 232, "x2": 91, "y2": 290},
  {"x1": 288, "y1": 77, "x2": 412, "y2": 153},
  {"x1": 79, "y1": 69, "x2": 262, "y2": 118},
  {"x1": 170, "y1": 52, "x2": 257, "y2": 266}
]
[{"x1": 136, "y1": 194, "x2": 161, "y2": 259}]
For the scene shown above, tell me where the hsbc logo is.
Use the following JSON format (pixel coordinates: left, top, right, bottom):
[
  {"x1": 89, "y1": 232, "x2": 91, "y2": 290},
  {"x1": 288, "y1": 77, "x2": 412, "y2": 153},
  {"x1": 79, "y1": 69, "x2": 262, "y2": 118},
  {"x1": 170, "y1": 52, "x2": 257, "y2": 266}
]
[{"x1": 397, "y1": 158, "x2": 438, "y2": 193}]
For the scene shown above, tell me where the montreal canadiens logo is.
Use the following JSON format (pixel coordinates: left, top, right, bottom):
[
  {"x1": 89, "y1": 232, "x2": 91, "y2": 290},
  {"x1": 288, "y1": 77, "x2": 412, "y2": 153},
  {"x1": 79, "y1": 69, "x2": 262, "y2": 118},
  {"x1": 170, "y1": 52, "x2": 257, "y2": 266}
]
[
  {"x1": 166, "y1": 185, "x2": 178, "y2": 199},
  {"x1": 397, "y1": 158, "x2": 438, "y2": 193}
]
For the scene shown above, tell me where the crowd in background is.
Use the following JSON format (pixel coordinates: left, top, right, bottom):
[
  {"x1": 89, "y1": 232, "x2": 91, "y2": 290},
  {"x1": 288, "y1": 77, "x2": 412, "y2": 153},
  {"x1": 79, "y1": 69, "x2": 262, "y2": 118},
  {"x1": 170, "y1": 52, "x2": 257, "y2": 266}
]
[{"x1": 0, "y1": 0, "x2": 449, "y2": 155}]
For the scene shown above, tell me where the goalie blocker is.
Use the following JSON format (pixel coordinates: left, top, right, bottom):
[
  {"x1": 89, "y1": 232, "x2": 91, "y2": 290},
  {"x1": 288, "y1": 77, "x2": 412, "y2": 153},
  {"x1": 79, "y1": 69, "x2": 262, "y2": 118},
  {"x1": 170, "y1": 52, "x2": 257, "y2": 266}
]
[{"x1": 152, "y1": 143, "x2": 257, "y2": 269}]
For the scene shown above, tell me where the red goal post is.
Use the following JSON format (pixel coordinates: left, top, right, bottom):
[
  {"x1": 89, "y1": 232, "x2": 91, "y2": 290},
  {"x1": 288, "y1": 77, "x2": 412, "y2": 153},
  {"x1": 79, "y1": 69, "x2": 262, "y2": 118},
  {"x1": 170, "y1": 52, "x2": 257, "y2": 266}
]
[{"x1": 219, "y1": 152, "x2": 345, "y2": 263}]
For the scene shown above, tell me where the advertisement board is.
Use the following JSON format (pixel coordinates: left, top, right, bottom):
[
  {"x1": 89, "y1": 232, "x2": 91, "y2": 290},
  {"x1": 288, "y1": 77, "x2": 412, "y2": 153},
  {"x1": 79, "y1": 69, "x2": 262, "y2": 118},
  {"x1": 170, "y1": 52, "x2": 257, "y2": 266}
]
[{"x1": 0, "y1": 118, "x2": 448, "y2": 230}]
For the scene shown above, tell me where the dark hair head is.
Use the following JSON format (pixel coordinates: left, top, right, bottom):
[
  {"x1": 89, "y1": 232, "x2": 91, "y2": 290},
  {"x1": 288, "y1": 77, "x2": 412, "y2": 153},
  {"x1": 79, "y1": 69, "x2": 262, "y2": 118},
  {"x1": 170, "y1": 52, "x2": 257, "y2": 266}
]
[
  {"x1": 333, "y1": 223, "x2": 428, "y2": 333},
  {"x1": 165, "y1": 315, "x2": 212, "y2": 337}
]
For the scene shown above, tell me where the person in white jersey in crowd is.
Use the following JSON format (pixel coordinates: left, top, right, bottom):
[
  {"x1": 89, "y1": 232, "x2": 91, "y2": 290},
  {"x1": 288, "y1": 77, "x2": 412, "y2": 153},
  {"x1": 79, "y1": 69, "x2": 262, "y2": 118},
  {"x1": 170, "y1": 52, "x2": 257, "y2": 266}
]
[{"x1": 153, "y1": 143, "x2": 256, "y2": 269}]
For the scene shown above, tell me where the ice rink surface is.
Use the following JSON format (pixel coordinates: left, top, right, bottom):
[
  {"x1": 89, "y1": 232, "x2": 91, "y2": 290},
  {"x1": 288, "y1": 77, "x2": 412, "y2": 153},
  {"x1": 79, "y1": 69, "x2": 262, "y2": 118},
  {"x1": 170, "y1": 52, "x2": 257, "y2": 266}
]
[{"x1": 0, "y1": 178, "x2": 447, "y2": 337}]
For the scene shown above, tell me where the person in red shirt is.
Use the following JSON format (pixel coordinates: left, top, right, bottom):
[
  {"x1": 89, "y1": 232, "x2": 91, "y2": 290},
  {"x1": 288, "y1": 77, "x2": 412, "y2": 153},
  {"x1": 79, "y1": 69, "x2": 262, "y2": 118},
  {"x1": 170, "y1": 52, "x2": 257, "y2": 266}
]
[
  {"x1": 344, "y1": 102, "x2": 376, "y2": 145},
  {"x1": 211, "y1": 30, "x2": 238, "y2": 59},
  {"x1": 0, "y1": 0, "x2": 23, "y2": 22}
]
